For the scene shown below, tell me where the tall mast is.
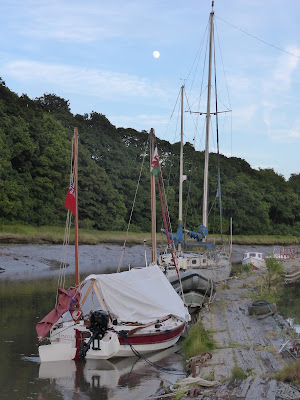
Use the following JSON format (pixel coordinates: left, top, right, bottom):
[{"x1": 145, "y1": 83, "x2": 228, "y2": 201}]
[
  {"x1": 150, "y1": 128, "x2": 157, "y2": 263},
  {"x1": 202, "y1": 4, "x2": 214, "y2": 231},
  {"x1": 178, "y1": 85, "x2": 184, "y2": 252},
  {"x1": 74, "y1": 127, "x2": 80, "y2": 287}
]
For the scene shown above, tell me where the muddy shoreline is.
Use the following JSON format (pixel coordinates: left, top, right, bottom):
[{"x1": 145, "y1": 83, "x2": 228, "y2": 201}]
[
  {"x1": 0, "y1": 243, "x2": 151, "y2": 280},
  {"x1": 0, "y1": 243, "x2": 280, "y2": 280}
]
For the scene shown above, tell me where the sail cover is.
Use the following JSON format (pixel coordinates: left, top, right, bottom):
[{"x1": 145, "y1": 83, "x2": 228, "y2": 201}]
[{"x1": 85, "y1": 265, "x2": 189, "y2": 324}]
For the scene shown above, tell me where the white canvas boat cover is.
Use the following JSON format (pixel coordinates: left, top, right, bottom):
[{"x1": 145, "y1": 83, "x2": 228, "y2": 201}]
[{"x1": 85, "y1": 265, "x2": 189, "y2": 324}]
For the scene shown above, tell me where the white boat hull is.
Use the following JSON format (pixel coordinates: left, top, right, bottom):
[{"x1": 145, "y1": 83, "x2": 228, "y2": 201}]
[
  {"x1": 39, "y1": 342, "x2": 77, "y2": 362},
  {"x1": 242, "y1": 252, "x2": 266, "y2": 270},
  {"x1": 242, "y1": 256, "x2": 266, "y2": 269},
  {"x1": 115, "y1": 335, "x2": 181, "y2": 357},
  {"x1": 159, "y1": 250, "x2": 231, "y2": 282},
  {"x1": 39, "y1": 318, "x2": 185, "y2": 362}
]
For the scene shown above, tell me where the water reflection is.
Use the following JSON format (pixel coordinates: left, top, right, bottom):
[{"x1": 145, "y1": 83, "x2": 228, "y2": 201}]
[
  {"x1": 38, "y1": 347, "x2": 184, "y2": 400},
  {"x1": 278, "y1": 281, "x2": 300, "y2": 333},
  {"x1": 0, "y1": 277, "x2": 184, "y2": 400},
  {"x1": 1, "y1": 244, "x2": 299, "y2": 399}
]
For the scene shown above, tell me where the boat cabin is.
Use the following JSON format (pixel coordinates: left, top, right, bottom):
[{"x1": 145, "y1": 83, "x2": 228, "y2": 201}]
[{"x1": 243, "y1": 252, "x2": 264, "y2": 260}]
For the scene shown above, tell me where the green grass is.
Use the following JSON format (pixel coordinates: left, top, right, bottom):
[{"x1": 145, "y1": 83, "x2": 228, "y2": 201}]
[
  {"x1": 275, "y1": 360, "x2": 300, "y2": 385},
  {"x1": 181, "y1": 322, "x2": 216, "y2": 359},
  {"x1": 251, "y1": 283, "x2": 282, "y2": 304},
  {"x1": 0, "y1": 225, "x2": 300, "y2": 245},
  {"x1": 231, "y1": 366, "x2": 247, "y2": 380},
  {"x1": 229, "y1": 235, "x2": 300, "y2": 245},
  {"x1": 0, "y1": 224, "x2": 152, "y2": 245}
]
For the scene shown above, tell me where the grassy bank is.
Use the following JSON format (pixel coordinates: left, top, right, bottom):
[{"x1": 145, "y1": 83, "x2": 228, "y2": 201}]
[
  {"x1": 0, "y1": 224, "x2": 299, "y2": 245},
  {"x1": 0, "y1": 224, "x2": 152, "y2": 245}
]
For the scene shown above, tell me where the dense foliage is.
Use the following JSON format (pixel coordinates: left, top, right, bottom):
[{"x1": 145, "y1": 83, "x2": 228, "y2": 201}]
[{"x1": 0, "y1": 78, "x2": 300, "y2": 235}]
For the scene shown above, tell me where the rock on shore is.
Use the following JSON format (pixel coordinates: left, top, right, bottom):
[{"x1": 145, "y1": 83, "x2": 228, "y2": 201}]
[{"x1": 192, "y1": 273, "x2": 299, "y2": 399}]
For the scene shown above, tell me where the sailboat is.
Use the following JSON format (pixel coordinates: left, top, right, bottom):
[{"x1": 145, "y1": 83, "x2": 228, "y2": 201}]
[
  {"x1": 37, "y1": 128, "x2": 188, "y2": 363},
  {"x1": 154, "y1": 86, "x2": 215, "y2": 312},
  {"x1": 158, "y1": 4, "x2": 231, "y2": 284}
]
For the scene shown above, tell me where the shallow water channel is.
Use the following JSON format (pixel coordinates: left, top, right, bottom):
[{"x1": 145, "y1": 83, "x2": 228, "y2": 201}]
[{"x1": 0, "y1": 244, "x2": 299, "y2": 399}]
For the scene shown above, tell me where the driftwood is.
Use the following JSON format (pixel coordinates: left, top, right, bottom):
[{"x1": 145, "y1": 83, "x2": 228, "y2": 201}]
[{"x1": 186, "y1": 352, "x2": 212, "y2": 377}]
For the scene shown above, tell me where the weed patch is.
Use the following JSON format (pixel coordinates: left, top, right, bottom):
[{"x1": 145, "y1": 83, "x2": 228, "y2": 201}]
[
  {"x1": 181, "y1": 322, "x2": 216, "y2": 359},
  {"x1": 275, "y1": 359, "x2": 300, "y2": 385},
  {"x1": 231, "y1": 366, "x2": 247, "y2": 380}
]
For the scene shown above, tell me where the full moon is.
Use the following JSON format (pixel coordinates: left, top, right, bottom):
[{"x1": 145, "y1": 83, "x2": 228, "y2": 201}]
[{"x1": 153, "y1": 51, "x2": 160, "y2": 59}]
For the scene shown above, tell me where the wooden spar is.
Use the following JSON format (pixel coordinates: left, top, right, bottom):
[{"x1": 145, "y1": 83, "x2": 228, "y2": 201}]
[
  {"x1": 80, "y1": 279, "x2": 108, "y2": 311},
  {"x1": 127, "y1": 315, "x2": 172, "y2": 337},
  {"x1": 80, "y1": 278, "x2": 110, "y2": 322},
  {"x1": 80, "y1": 279, "x2": 94, "y2": 307},
  {"x1": 202, "y1": 8, "x2": 214, "y2": 232},
  {"x1": 178, "y1": 85, "x2": 184, "y2": 252},
  {"x1": 150, "y1": 128, "x2": 157, "y2": 263},
  {"x1": 74, "y1": 127, "x2": 80, "y2": 287}
]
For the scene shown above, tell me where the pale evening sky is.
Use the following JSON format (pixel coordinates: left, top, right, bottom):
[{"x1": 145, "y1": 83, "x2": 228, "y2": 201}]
[{"x1": 1, "y1": 0, "x2": 300, "y2": 179}]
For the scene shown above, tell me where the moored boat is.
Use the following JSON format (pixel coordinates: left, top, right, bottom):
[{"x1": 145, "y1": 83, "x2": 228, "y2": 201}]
[
  {"x1": 157, "y1": 4, "x2": 232, "y2": 285},
  {"x1": 242, "y1": 251, "x2": 266, "y2": 270},
  {"x1": 37, "y1": 128, "x2": 188, "y2": 363}
]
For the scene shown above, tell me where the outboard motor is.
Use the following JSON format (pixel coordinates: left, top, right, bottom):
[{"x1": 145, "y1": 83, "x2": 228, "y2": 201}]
[
  {"x1": 79, "y1": 310, "x2": 110, "y2": 358},
  {"x1": 89, "y1": 310, "x2": 109, "y2": 335}
]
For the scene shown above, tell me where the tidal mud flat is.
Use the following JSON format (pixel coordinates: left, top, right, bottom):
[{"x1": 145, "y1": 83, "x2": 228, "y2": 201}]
[
  {"x1": 0, "y1": 243, "x2": 283, "y2": 280},
  {"x1": 0, "y1": 243, "x2": 150, "y2": 280}
]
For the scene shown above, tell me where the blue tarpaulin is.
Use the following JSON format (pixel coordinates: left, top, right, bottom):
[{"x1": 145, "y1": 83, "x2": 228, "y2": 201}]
[
  {"x1": 163, "y1": 222, "x2": 184, "y2": 244},
  {"x1": 187, "y1": 225, "x2": 208, "y2": 242}
]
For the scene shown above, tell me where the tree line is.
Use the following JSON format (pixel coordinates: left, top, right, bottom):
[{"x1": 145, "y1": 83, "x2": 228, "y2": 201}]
[{"x1": 0, "y1": 78, "x2": 300, "y2": 236}]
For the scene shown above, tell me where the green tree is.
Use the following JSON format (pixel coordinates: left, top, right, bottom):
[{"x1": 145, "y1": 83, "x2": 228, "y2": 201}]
[{"x1": 265, "y1": 256, "x2": 284, "y2": 291}]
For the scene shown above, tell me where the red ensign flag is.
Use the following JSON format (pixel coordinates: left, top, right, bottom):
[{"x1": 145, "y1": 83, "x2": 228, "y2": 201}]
[{"x1": 64, "y1": 182, "x2": 76, "y2": 215}]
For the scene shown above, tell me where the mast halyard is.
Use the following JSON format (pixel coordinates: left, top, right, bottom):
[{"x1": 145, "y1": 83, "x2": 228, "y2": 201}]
[
  {"x1": 150, "y1": 128, "x2": 157, "y2": 263},
  {"x1": 74, "y1": 127, "x2": 80, "y2": 287},
  {"x1": 202, "y1": 6, "x2": 214, "y2": 233},
  {"x1": 178, "y1": 85, "x2": 184, "y2": 252}
]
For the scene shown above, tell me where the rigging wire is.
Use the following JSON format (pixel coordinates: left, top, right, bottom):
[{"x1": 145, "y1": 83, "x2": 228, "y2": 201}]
[
  {"x1": 161, "y1": 87, "x2": 181, "y2": 145},
  {"x1": 160, "y1": 158, "x2": 174, "y2": 237},
  {"x1": 215, "y1": 18, "x2": 234, "y2": 235},
  {"x1": 173, "y1": 18, "x2": 208, "y2": 162},
  {"x1": 117, "y1": 139, "x2": 149, "y2": 273},
  {"x1": 185, "y1": 22, "x2": 209, "y2": 87},
  {"x1": 56, "y1": 135, "x2": 75, "y2": 304},
  {"x1": 213, "y1": 32, "x2": 223, "y2": 239},
  {"x1": 214, "y1": 19, "x2": 232, "y2": 112},
  {"x1": 183, "y1": 164, "x2": 194, "y2": 229},
  {"x1": 186, "y1": 23, "x2": 209, "y2": 111},
  {"x1": 159, "y1": 86, "x2": 181, "y2": 237},
  {"x1": 186, "y1": 24, "x2": 209, "y2": 152},
  {"x1": 216, "y1": 15, "x2": 300, "y2": 59}
]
